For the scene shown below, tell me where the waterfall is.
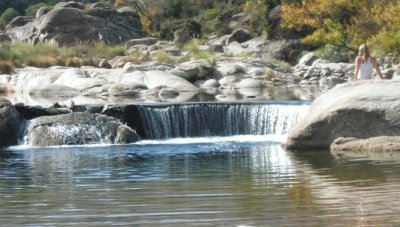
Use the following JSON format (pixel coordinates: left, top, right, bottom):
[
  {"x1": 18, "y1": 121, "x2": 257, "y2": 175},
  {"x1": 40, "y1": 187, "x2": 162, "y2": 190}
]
[{"x1": 136, "y1": 102, "x2": 310, "y2": 139}]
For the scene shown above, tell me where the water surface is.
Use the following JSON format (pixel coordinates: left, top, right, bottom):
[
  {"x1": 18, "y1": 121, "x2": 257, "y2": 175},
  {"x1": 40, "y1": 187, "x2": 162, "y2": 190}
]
[{"x1": 2, "y1": 137, "x2": 400, "y2": 226}]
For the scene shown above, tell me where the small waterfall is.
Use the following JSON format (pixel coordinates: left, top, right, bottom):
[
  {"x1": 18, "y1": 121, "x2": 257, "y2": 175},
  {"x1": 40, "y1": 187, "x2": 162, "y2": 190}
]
[{"x1": 137, "y1": 102, "x2": 310, "y2": 139}]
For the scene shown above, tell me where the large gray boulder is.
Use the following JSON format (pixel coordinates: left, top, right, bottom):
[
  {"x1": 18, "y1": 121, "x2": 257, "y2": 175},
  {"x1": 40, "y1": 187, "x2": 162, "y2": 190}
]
[
  {"x1": 144, "y1": 71, "x2": 199, "y2": 91},
  {"x1": 285, "y1": 81, "x2": 400, "y2": 150},
  {"x1": 25, "y1": 112, "x2": 140, "y2": 147},
  {"x1": 0, "y1": 99, "x2": 22, "y2": 147},
  {"x1": 7, "y1": 6, "x2": 145, "y2": 45}
]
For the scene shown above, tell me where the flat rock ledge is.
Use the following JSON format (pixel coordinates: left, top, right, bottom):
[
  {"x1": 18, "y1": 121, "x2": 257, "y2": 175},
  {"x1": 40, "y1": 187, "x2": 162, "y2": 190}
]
[{"x1": 331, "y1": 136, "x2": 400, "y2": 160}]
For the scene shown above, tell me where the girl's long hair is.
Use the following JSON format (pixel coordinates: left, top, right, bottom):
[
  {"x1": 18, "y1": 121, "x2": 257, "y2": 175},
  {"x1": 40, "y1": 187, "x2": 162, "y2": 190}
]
[{"x1": 358, "y1": 44, "x2": 370, "y2": 63}]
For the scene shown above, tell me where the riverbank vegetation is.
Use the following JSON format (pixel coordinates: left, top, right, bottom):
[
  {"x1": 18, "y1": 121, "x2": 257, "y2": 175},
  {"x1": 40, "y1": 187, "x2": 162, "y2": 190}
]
[
  {"x1": 0, "y1": 42, "x2": 124, "y2": 69},
  {"x1": 0, "y1": 0, "x2": 399, "y2": 71}
]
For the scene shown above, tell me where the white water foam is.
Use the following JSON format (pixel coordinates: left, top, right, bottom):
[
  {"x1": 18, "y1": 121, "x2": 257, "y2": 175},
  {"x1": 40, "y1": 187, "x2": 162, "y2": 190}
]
[{"x1": 135, "y1": 134, "x2": 287, "y2": 145}]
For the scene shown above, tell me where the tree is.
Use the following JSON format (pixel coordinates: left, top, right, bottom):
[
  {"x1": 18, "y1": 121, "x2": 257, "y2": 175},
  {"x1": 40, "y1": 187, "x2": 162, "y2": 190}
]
[{"x1": 281, "y1": 0, "x2": 400, "y2": 55}]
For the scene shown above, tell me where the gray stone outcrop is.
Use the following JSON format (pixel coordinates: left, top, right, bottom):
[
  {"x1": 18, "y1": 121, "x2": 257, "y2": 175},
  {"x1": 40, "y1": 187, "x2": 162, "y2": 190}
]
[
  {"x1": 6, "y1": 5, "x2": 145, "y2": 45},
  {"x1": 286, "y1": 81, "x2": 400, "y2": 150}
]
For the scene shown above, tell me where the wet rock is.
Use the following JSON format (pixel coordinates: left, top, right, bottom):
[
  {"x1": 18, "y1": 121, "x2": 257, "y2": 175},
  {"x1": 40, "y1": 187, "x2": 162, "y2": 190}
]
[
  {"x1": 0, "y1": 99, "x2": 22, "y2": 147},
  {"x1": 331, "y1": 136, "x2": 400, "y2": 152},
  {"x1": 25, "y1": 112, "x2": 140, "y2": 147}
]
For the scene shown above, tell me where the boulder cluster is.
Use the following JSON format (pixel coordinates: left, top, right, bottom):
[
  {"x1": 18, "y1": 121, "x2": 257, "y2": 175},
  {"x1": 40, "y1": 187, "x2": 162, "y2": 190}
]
[{"x1": 4, "y1": 1, "x2": 145, "y2": 45}]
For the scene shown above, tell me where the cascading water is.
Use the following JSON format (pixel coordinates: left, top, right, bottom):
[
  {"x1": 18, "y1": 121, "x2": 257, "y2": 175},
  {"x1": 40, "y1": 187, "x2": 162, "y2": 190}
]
[{"x1": 137, "y1": 101, "x2": 310, "y2": 139}]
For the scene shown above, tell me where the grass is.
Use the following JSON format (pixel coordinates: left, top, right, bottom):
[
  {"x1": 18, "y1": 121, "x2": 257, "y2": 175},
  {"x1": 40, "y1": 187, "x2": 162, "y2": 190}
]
[
  {"x1": 0, "y1": 41, "x2": 126, "y2": 73},
  {"x1": 155, "y1": 51, "x2": 175, "y2": 64}
]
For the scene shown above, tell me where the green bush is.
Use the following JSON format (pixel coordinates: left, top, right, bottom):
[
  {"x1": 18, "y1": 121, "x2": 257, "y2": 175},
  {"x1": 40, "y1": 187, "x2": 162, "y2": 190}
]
[
  {"x1": 159, "y1": 19, "x2": 202, "y2": 40},
  {"x1": 0, "y1": 41, "x2": 126, "y2": 68},
  {"x1": 314, "y1": 45, "x2": 355, "y2": 63},
  {"x1": 155, "y1": 51, "x2": 175, "y2": 64},
  {"x1": 25, "y1": 3, "x2": 48, "y2": 17},
  {"x1": 0, "y1": 8, "x2": 20, "y2": 25}
]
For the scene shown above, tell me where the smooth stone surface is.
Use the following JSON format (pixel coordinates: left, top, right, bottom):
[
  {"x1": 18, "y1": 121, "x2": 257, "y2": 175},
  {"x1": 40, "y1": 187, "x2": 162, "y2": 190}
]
[{"x1": 331, "y1": 136, "x2": 400, "y2": 152}]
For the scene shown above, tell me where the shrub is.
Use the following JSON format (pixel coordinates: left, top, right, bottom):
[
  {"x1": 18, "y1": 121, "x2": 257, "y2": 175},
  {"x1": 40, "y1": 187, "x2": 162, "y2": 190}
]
[
  {"x1": 0, "y1": 60, "x2": 15, "y2": 74},
  {"x1": 25, "y1": 3, "x2": 48, "y2": 17},
  {"x1": 86, "y1": 42, "x2": 125, "y2": 59},
  {"x1": 159, "y1": 19, "x2": 201, "y2": 40},
  {"x1": 0, "y1": 8, "x2": 20, "y2": 26},
  {"x1": 314, "y1": 45, "x2": 355, "y2": 63},
  {"x1": 155, "y1": 51, "x2": 175, "y2": 64}
]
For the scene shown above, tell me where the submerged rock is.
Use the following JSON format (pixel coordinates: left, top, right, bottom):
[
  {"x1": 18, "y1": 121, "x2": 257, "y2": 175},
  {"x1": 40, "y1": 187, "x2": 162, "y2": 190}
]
[
  {"x1": 285, "y1": 81, "x2": 400, "y2": 150},
  {"x1": 0, "y1": 99, "x2": 22, "y2": 147},
  {"x1": 25, "y1": 112, "x2": 140, "y2": 147},
  {"x1": 331, "y1": 136, "x2": 400, "y2": 152}
]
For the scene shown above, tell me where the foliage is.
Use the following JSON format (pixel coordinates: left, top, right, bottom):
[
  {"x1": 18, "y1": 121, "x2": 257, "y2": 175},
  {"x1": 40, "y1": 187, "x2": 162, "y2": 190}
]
[
  {"x1": 159, "y1": 19, "x2": 201, "y2": 40},
  {"x1": 314, "y1": 45, "x2": 355, "y2": 63},
  {"x1": 155, "y1": 51, "x2": 175, "y2": 64},
  {"x1": 0, "y1": 8, "x2": 21, "y2": 25},
  {"x1": 25, "y1": 3, "x2": 48, "y2": 17},
  {"x1": 282, "y1": 0, "x2": 400, "y2": 56},
  {"x1": 0, "y1": 41, "x2": 125, "y2": 69}
]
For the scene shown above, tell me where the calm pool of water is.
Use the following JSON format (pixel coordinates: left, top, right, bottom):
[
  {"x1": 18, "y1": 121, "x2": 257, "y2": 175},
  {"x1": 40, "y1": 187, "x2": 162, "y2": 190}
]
[{"x1": 1, "y1": 136, "x2": 400, "y2": 226}]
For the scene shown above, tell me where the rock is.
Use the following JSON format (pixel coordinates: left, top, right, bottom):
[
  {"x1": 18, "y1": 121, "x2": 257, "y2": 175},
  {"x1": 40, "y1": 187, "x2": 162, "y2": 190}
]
[
  {"x1": 54, "y1": 1, "x2": 85, "y2": 9},
  {"x1": 208, "y1": 44, "x2": 224, "y2": 53},
  {"x1": 174, "y1": 29, "x2": 191, "y2": 45},
  {"x1": 202, "y1": 79, "x2": 220, "y2": 88},
  {"x1": 168, "y1": 69, "x2": 191, "y2": 80},
  {"x1": 216, "y1": 63, "x2": 245, "y2": 76},
  {"x1": 6, "y1": 16, "x2": 33, "y2": 29},
  {"x1": 286, "y1": 81, "x2": 400, "y2": 150},
  {"x1": 0, "y1": 99, "x2": 22, "y2": 147},
  {"x1": 144, "y1": 71, "x2": 199, "y2": 91},
  {"x1": 174, "y1": 59, "x2": 214, "y2": 81},
  {"x1": 262, "y1": 39, "x2": 312, "y2": 64},
  {"x1": 226, "y1": 29, "x2": 252, "y2": 44},
  {"x1": 120, "y1": 71, "x2": 147, "y2": 88},
  {"x1": 144, "y1": 71, "x2": 198, "y2": 91},
  {"x1": 44, "y1": 106, "x2": 60, "y2": 115},
  {"x1": 164, "y1": 46, "x2": 181, "y2": 56},
  {"x1": 107, "y1": 83, "x2": 140, "y2": 97},
  {"x1": 36, "y1": 6, "x2": 50, "y2": 18},
  {"x1": 382, "y1": 68, "x2": 395, "y2": 79},
  {"x1": 25, "y1": 112, "x2": 140, "y2": 147},
  {"x1": 98, "y1": 59, "x2": 112, "y2": 69},
  {"x1": 7, "y1": 7, "x2": 145, "y2": 45},
  {"x1": 219, "y1": 76, "x2": 240, "y2": 86},
  {"x1": 331, "y1": 136, "x2": 400, "y2": 153},
  {"x1": 53, "y1": 68, "x2": 106, "y2": 92},
  {"x1": 236, "y1": 78, "x2": 264, "y2": 88},
  {"x1": 0, "y1": 33, "x2": 12, "y2": 42},
  {"x1": 158, "y1": 88, "x2": 179, "y2": 97},
  {"x1": 297, "y1": 52, "x2": 318, "y2": 67},
  {"x1": 125, "y1": 37, "x2": 158, "y2": 48}
]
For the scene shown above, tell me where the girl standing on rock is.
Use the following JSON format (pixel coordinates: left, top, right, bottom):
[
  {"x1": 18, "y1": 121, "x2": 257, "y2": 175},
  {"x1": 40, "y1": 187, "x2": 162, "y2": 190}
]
[{"x1": 353, "y1": 44, "x2": 384, "y2": 80}]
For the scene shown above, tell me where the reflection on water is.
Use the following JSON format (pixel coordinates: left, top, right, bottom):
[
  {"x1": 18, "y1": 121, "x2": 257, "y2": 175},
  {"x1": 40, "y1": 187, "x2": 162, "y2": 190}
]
[
  {"x1": 2, "y1": 85, "x2": 327, "y2": 106},
  {"x1": 1, "y1": 139, "x2": 400, "y2": 226}
]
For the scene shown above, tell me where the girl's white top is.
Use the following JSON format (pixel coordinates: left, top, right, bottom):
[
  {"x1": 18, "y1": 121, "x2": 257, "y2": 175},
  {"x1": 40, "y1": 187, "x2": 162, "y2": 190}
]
[{"x1": 359, "y1": 57, "x2": 374, "y2": 79}]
